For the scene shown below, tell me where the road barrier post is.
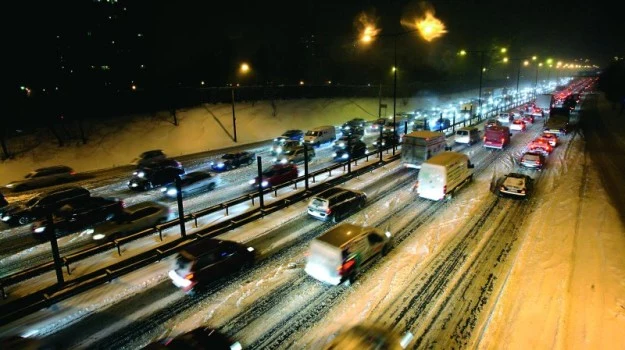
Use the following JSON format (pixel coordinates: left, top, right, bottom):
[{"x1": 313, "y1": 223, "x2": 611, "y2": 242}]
[
  {"x1": 47, "y1": 213, "x2": 64, "y2": 285},
  {"x1": 304, "y1": 143, "x2": 309, "y2": 190},
  {"x1": 175, "y1": 175, "x2": 186, "y2": 238},
  {"x1": 257, "y1": 156, "x2": 264, "y2": 209}
]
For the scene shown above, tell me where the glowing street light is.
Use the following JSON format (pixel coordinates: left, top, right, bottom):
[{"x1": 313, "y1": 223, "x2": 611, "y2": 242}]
[
  {"x1": 459, "y1": 49, "x2": 467, "y2": 56},
  {"x1": 532, "y1": 56, "x2": 537, "y2": 61},
  {"x1": 360, "y1": 25, "x2": 378, "y2": 43},
  {"x1": 503, "y1": 57, "x2": 509, "y2": 63},
  {"x1": 392, "y1": 66, "x2": 397, "y2": 72},
  {"x1": 240, "y1": 63, "x2": 250, "y2": 73},
  {"x1": 523, "y1": 60, "x2": 529, "y2": 66},
  {"x1": 500, "y1": 48, "x2": 507, "y2": 54},
  {"x1": 414, "y1": 11, "x2": 447, "y2": 42}
]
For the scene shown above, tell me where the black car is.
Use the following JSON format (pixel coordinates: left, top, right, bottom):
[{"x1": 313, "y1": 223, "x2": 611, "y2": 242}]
[
  {"x1": 31, "y1": 197, "x2": 125, "y2": 238},
  {"x1": 341, "y1": 119, "x2": 365, "y2": 136},
  {"x1": 168, "y1": 239, "x2": 255, "y2": 292},
  {"x1": 333, "y1": 134, "x2": 362, "y2": 150},
  {"x1": 333, "y1": 140, "x2": 368, "y2": 161},
  {"x1": 4, "y1": 165, "x2": 76, "y2": 192},
  {"x1": 1, "y1": 186, "x2": 90, "y2": 226},
  {"x1": 133, "y1": 150, "x2": 166, "y2": 167},
  {"x1": 146, "y1": 327, "x2": 241, "y2": 350},
  {"x1": 135, "y1": 158, "x2": 183, "y2": 172},
  {"x1": 307, "y1": 187, "x2": 367, "y2": 222},
  {"x1": 160, "y1": 171, "x2": 220, "y2": 198},
  {"x1": 128, "y1": 166, "x2": 185, "y2": 191},
  {"x1": 433, "y1": 118, "x2": 451, "y2": 131},
  {"x1": 373, "y1": 132, "x2": 400, "y2": 149},
  {"x1": 210, "y1": 152, "x2": 255, "y2": 171},
  {"x1": 281, "y1": 129, "x2": 304, "y2": 141}
]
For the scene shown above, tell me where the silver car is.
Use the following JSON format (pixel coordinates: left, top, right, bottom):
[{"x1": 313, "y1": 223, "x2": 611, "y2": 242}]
[
  {"x1": 160, "y1": 171, "x2": 220, "y2": 198},
  {"x1": 5, "y1": 166, "x2": 76, "y2": 191},
  {"x1": 88, "y1": 201, "x2": 170, "y2": 241},
  {"x1": 272, "y1": 146, "x2": 315, "y2": 164}
]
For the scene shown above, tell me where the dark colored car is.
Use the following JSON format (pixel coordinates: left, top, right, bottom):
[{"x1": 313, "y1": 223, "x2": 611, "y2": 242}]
[
  {"x1": 133, "y1": 150, "x2": 166, "y2": 167},
  {"x1": 4, "y1": 165, "x2": 76, "y2": 192},
  {"x1": 210, "y1": 152, "x2": 255, "y2": 171},
  {"x1": 333, "y1": 140, "x2": 368, "y2": 161},
  {"x1": 146, "y1": 327, "x2": 241, "y2": 350},
  {"x1": 31, "y1": 197, "x2": 125, "y2": 238},
  {"x1": 249, "y1": 164, "x2": 298, "y2": 188},
  {"x1": 484, "y1": 119, "x2": 503, "y2": 130},
  {"x1": 90, "y1": 201, "x2": 170, "y2": 242},
  {"x1": 373, "y1": 132, "x2": 400, "y2": 149},
  {"x1": 136, "y1": 158, "x2": 183, "y2": 172},
  {"x1": 342, "y1": 119, "x2": 365, "y2": 136},
  {"x1": 333, "y1": 134, "x2": 362, "y2": 150},
  {"x1": 1, "y1": 187, "x2": 90, "y2": 226},
  {"x1": 307, "y1": 187, "x2": 367, "y2": 222},
  {"x1": 432, "y1": 118, "x2": 451, "y2": 131},
  {"x1": 519, "y1": 152, "x2": 545, "y2": 171},
  {"x1": 281, "y1": 129, "x2": 305, "y2": 141},
  {"x1": 128, "y1": 166, "x2": 185, "y2": 191},
  {"x1": 161, "y1": 171, "x2": 220, "y2": 198},
  {"x1": 169, "y1": 239, "x2": 255, "y2": 292}
]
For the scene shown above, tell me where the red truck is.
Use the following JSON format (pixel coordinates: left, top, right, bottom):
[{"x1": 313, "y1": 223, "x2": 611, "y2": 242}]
[{"x1": 483, "y1": 125, "x2": 511, "y2": 149}]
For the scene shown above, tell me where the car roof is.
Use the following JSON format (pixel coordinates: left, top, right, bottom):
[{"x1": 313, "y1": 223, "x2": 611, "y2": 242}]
[
  {"x1": 44, "y1": 186, "x2": 89, "y2": 196},
  {"x1": 181, "y1": 239, "x2": 233, "y2": 258},
  {"x1": 314, "y1": 187, "x2": 347, "y2": 199},
  {"x1": 505, "y1": 173, "x2": 528, "y2": 179},
  {"x1": 34, "y1": 165, "x2": 72, "y2": 172},
  {"x1": 317, "y1": 223, "x2": 374, "y2": 247}
]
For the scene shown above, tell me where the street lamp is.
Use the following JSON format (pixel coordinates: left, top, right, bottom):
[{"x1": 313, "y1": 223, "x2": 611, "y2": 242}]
[
  {"x1": 458, "y1": 47, "x2": 508, "y2": 116},
  {"x1": 231, "y1": 62, "x2": 251, "y2": 142},
  {"x1": 361, "y1": 12, "x2": 446, "y2": 154}
]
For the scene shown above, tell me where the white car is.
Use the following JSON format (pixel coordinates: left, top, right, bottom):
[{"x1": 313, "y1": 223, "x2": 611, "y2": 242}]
[
  {"x1": 498, "y1": 173, "x2": 533, "y2": 198},
  {"x1": 509, "y1": 119, "x2": 527, "y2": 132},
  {"x1": 497, "y1": 113, "x2": 514, "y2": 124}
]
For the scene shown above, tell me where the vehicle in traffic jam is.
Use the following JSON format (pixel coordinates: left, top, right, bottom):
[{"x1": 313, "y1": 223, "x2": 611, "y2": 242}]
[
  {"x1": 333, "y1": 139, "x2": 368, "y2": 161},
  {"x1": 280, "y1": 129, "x2": 304, "y2": 141},
  {"x1": 484, "y1": 119, "x2": 503, "y2": 130},
  {"x1": 498, "y1": 173, "x2": 534, "y2": 199},
  {"x1": 249, "y1": 163, "x2": 299, "y2": 188},
  {"x1": 4, "y1": 165, "x2": 77, "y2": 192},
  {"x1": 519, "y1": 152, "x2": 546, "y2": 171},
  {"x1": 509, "y1": 119, "x2": 527, "y2": 132},
  {"x1": 1, "y1": 186, "x2": 91, "y2": 226},
  {"x1": 528, "y1": 137, "x2": 553, "y2": 155},
  {"x1": 210, "y1": 151, "x2": 255, "y2": 171},
  {"x1": 128, "y1": 166, "x2": 185, "y2": 191},
  {"x1": 483, "y1": 126, "x2": 511, "y2": 150},
  {"x1": 169, "y1": 239, "x2": 255, "y2": 293},
  {"x1": 270, "y1": 138, "x2": 301, "y2": 155},
  {"x1": 31, "y1": 197, "x2": 125, "y2": 238},
  {"x1": 496, "y1": 113, "x2": 514, "y2": 124},
  {"x1": 372, "y1": 132, "x2": 401, "y2": 149},
  {"x1": 160, "y1": 171, "x2": 220, "y2": 198},
  {"x1": 272, "y1": 145, "x2": 315, "y2": 164},
  {"x1": 88, "y1": 201, "x2": 170, "y2": 242},
  {"x1": 134, "y1": 158, "x2": 183, "y2": 172},
  {"x1": 521, "y1": 114, "x2": 535, "y2": 124},
  {"x1": 0, "y1": 193, "x2": 7, "y2": 209},
  {"x1": 540, "y1": 132, "x2": 558, "y2": 147},
  {"x1": 131, "y1": 149, "x2": 166, "y2": 167},
  {"x1": 333, "y1": 134, "x2": 362, "y2": 150},
  {"x1": 307, "y1": 187, "x2": 367, "y2": 222}
]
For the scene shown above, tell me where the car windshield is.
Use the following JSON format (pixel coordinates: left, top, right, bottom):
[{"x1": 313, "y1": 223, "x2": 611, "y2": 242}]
[
  {"x1": 24, "y1": 172, "x2": 37, "y2": 179},
  {"x1": 284, "y1": 130, "x2": 299, "y2": 135},
  {"x1": 305, "y1": 131, "x2": 319, "y2": 136},
  {"x1": 222, "y1": 154, "x2": 236, "y2": 160},
  {"x1": 262, "y1": 168, "x2": 277, "y2": 176},
  {"x1": 26, "y1": 197, "x2": 39, "y2": 206}
]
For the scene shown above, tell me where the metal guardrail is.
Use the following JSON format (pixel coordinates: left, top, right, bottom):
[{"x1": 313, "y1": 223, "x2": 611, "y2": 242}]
[{"x1": 0, "y1": 151, "x2": 399, "y2": 325}]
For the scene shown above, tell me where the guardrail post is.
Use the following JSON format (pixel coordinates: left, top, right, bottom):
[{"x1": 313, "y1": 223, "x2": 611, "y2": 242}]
[
  {"x1": 452, "y1": 113, "x2": 456, "y2": 133},
  {"x1": 192, "y1": 214, "x2": 198, "y2": 228},
  {"x1": 225, "y1": 204, "x2": 229, "y2": 216},
  {"x1": 158, "y1": 225, "x2": 164, "y2": 241},
  {"x1": 257, "y1": 156, "x2": 264, "y2": 209},
  {"x1": 312, "y1": 175, "x2": 316, "y2": 183},
  {"x1": 347, "y1": 137, "x2": 352, "y2": 173},
  {"x1": 304, "y1": 143, "x2": 309, "y2": 190},
  {"x1": 1, "y1": 284, "x2": 5, "y2": 299},
  {"x1": 64, "y1": 258, "x2": 71, "y2": 275},
  {"x1": 47, "y1": 213, "x2": 64, "y2": 285},
  {"x1": 379, "y1": 122, "x2": 384, "y2": 162},
  {"x1": 116, "y1": 242, "x2": 122, "y2": 256},
  {"x1": 175, "y1": 175, "x2": 186, "y2": 238}
]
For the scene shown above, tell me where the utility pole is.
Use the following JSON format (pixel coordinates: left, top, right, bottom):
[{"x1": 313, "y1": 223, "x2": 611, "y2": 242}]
[
  {"x1": 392, "y1": 36, "x2": 398, "y2": 155},
  {"x1": 231, "y1": 88, "x2": 238, "y2": 142}
]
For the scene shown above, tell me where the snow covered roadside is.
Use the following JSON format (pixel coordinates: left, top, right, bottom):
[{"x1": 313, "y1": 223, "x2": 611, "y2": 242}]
[{"x1": 475, "y1": 133, "x2": 625, "y2": 348}]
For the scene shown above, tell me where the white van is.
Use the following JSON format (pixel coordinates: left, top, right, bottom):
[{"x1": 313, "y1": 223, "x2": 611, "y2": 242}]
[
  {"x1": 415, "y1": 151, "x2": 474, "y2": 201},
  {"x1": 304, "y1": 125, "x2": 336, "y2": 147},
  {"x1": 454, "y1": 127, "x2": 480, "y2": 145},
  {"x1": 305, "y1": 223, "x2": 392, "y2": 285},
  {"x1": 401, "y1": 131, "x2": 448, "y2": 169}
]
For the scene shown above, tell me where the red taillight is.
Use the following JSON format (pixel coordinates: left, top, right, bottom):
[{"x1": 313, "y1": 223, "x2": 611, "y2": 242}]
[
  {"x1": 325, "y1": 208, "x2": 332, "y2": 215},
  {"x1": 443, "y1": 185, "x2": 447, "y2": 194},
  {"x1": 483, "y1": 136, "x2": 487, "y2": 142},
  {"x1": 339, "y1": 259, "x2": 356, "y2": 276},
  {"x1": 70, "y1": 171, "x2": 76, "y2": 175},
  {"x1": 500, "y1": 137, "x2": 505, "y2": 143},
  {"x1": 120, "y1": 201, "x2": 127, "y2": 208}
]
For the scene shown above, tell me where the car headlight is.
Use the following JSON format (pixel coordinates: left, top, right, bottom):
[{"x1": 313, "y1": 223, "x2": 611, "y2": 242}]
[
  {"x1": 6, "y1": 184, "x2": 14, "y2": 188},
  {"x1": 93, "y1": 233, "x2": 106, "y2": 240},
  {"x1": 82, "y1": 228, "x2": 95, "y2": 235},
  {"x1": 2, "y1": 216, "x2": 11, "y2": 221},
  {"x1": 167, "y1": 188, "x2": 177, "y2": 196},
  {"x1": 344, "y1": 126, "x2": 351, "y2": 130},
  {"x1": 248, "y1": 179, "x2": 256, "y2": 185},
  {"x1": 385, "y1": 231, "x2": 392, "y2": 238},
  {"x1": 272, "y1": 158, "x2": 278, "y2": 162},
  {"x1": 131, "y1": 183, "x2": 138, "y2": 187},
  {"x1": 217, "y1": 162, "x2": 225, "y2": 168},
  {"x1": 280, "y1": 158, "x2": 288, "y2": 164},
  {"x1": 34, "y1": 226, "x2": 46, "y2": 233},
  {"x1": 261, "y1": 181, "x2": 269, "y2": 187},
  {"x1": 273, "y1": 138, "x2": 278, "y2": 142},
  {"x1": 209, "y1": 161, "x2": 215, "y2": 166},
  {"x1": 332, "y1": 152, "x2": 337, "y2": 157},
  {"x1": 160, "y1": 187, "x2": 167, "y2": 192},
  {"x1": 137, "y1": 171, "x2": 145, "y2": 178},
  {"x1": 247, "y1": 247, "x2": 255, "y2": 252},
  {"x1": 275, "y1": 147, "x2": 282, "y2": 153},
  {"x1": 342, "y1": 153, "x2": 349, "y2": 159},
  {"x1": 338, "y1": 142, "x2": 345, "y2": 147}
]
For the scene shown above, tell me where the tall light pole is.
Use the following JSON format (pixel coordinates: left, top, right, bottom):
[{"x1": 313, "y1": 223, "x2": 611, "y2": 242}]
[
  {"x1": 458, "y1": 47, "x2": 507, "y2": 117},
  {"x1": 231, "y1": 63, "x2": 250, "y2": 143}
]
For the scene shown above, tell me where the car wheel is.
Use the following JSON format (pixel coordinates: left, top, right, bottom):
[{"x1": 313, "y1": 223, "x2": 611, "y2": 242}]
[
  {"x1": 208, "y1": 182, "x2": 216, "y2": 191},
  {"x1": 331, "y1": 214, "x2": 338, "y2": 223},
  {"x1": 18, "y1": 216, "x2": 30, "y2": 225},
  {"x1": 248, "y1": 159, "x2": 253, "y2": 166},
  {"x1": 382, "y1": 243, "x2": 391, "y2": 256}
]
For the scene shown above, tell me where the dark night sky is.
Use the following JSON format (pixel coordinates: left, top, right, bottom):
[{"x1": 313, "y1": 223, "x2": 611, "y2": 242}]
[{"x1": 8, "y1": 0, "x2": 624, "y2": 88}]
